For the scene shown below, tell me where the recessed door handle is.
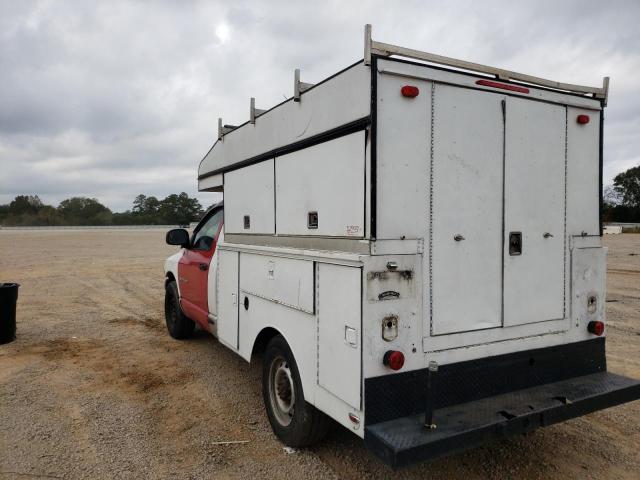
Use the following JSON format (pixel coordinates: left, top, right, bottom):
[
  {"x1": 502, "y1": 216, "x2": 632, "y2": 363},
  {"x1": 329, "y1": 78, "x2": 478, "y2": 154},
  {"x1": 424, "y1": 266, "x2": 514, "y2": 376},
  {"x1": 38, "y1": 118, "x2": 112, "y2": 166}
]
[
  {"x1": 198, "y1": 262, "x2": 208, "y2": 271},
  {"x1": 454, "y1": 234, "x2": 465, "y2": 241}
]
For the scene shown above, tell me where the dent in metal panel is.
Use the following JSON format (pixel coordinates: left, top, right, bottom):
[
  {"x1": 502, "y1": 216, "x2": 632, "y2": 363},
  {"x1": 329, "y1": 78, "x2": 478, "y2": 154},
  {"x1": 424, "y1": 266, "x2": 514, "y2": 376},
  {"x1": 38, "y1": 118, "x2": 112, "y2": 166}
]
[
  {"x1": 199, "y1": 63, "x2": 370, "y2": 176},
  {"x1": 239, "y1": 253, "x2": 315, "y2": 314}
]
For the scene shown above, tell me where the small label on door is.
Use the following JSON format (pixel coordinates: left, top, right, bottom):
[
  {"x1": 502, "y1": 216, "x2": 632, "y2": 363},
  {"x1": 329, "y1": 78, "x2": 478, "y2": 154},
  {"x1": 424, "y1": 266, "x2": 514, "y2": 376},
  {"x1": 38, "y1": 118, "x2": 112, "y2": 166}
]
[{"x1": 346, "y1": 225, "x2": 360, "y2": 236}]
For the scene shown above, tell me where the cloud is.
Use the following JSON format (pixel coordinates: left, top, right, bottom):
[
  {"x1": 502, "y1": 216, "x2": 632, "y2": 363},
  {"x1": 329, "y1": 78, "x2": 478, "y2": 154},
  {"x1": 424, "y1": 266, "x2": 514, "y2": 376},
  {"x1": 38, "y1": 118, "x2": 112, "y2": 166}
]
[{"x1": 0, "y1": 0, "x2": 638, "y2": 211}]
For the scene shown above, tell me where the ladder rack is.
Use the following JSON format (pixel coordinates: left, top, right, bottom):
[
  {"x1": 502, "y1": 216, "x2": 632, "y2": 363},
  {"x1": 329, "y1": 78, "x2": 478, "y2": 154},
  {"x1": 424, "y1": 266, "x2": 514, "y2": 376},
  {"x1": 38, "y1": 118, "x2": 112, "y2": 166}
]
[{"x1": 363, "y1": 24, "x2": 609, "y2": 105}]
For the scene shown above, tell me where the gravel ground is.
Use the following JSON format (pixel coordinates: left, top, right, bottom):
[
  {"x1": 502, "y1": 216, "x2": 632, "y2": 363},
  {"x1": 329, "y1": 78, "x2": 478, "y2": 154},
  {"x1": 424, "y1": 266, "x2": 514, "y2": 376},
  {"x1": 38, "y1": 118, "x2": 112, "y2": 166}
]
[{"x1": 0, "y1": 230, "x2": 639, "y2": 479}]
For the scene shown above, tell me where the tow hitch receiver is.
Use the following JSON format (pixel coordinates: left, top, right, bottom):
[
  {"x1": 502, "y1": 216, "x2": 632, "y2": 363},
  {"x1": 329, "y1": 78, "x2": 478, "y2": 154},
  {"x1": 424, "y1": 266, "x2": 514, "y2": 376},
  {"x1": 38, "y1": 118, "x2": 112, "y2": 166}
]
[{"x1": 365, "y1": 372, "x2": 640, "y2": 468}]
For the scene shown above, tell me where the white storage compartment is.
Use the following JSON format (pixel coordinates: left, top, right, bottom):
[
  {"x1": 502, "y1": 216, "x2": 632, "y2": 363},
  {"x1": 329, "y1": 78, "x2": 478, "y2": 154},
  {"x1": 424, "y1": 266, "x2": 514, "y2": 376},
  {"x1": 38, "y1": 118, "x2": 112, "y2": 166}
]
[
  {"x1": 503, "y1": 98, "x2": 566, "y2": 326},
  {"x1": 376, "y1": 75, "x2": 430, "y2": 239},
  {"x1": 240, "y1": 253, "x2": 314, "y2": 314},
  {"x1": 317, "y1": 263, "x2": 362, "y2": 409},
  {"x1": 217, "y1": 249, "x2": 239, "y2": 349},
  {"x1": 276, "y1": 132, "x2": 365, "y2": 237},
  {"x1": 430, "y1": 85, "x2": 504, "y2": 335},
  {"x1": 567, "y1": 107, "x2": 600, "y2": 237},
  {"x1": 224, "y1": 160, "x2": 275, "y2": 234}
]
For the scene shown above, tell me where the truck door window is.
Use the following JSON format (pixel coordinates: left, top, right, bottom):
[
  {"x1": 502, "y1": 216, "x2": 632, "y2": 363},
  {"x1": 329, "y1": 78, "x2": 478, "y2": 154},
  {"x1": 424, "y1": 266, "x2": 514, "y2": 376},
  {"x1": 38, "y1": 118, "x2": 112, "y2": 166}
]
[{"x1": 191, "y1": 209, "x2": 223, "y2": 251}]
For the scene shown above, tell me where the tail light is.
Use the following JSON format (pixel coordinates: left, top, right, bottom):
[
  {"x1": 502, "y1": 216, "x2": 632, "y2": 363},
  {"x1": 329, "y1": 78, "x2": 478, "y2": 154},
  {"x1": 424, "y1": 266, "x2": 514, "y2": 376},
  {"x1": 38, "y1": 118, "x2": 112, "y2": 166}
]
[
  {"x1": 587, "y1": 321, "x2": 604, "y2": 336},
  {"x1": 577, "y1": 114, "x2": 590, "y2": 124},
  {"x1": 383, "y1": 350, "x2": 405, "y2": 370},
  {"x1": 475, "y1": 79, "x2": 529, "y2": 94},
  {"x1": 400, "y1": 85, "x2": 420, "y2": 97}
]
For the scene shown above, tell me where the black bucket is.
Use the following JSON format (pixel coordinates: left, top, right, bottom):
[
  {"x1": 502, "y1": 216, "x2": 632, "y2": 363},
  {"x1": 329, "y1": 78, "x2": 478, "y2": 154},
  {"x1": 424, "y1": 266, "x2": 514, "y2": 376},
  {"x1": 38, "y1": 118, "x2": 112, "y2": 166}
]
[{"x1": 0, "y1": 283, "x2": 19, "y2": 344}]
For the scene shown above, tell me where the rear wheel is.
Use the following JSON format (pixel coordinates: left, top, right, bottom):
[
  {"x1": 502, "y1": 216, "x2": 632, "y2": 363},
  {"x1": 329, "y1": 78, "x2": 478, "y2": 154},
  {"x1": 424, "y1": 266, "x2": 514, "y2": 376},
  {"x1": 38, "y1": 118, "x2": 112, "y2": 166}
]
[
  {"x1": 164, "y1": 281, "x2": 195, "y2": 339},
  {"x1": 262, "y1": 335, "x2": 330, "y2": 447}
]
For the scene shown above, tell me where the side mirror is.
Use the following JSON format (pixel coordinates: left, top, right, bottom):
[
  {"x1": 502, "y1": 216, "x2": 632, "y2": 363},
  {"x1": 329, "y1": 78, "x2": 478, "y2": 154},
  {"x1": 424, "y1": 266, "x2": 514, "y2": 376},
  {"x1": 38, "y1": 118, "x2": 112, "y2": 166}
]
[{"x1": 166, "y1": 228, "x2": 190, "y2": 248}]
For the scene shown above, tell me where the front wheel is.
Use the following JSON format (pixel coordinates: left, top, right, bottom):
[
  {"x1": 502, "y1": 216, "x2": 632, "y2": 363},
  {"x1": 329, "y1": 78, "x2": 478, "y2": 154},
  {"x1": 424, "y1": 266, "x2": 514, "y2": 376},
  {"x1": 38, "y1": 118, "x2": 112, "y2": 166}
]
[
  {"x1": 262, "y1": 335, "x2": 330, "y2": 447},
  {"x1": 164, "y1": 281, "x2": 195, "y2": 339}
]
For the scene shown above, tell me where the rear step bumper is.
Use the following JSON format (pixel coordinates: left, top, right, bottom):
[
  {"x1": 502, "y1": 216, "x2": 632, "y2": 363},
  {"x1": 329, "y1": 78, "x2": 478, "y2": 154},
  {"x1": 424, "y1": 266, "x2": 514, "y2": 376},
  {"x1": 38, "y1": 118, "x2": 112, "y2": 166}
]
[{"x1": 364, "y1": 372, "x2": 640, "y2": 468}]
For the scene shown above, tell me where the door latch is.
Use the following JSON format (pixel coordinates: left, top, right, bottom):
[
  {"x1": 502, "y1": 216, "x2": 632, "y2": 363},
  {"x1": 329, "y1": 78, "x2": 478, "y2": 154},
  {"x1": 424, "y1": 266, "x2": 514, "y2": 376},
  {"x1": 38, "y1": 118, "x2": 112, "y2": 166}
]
[{"x1": 509, "y1": 232, "x2": 522, "y2": 256}]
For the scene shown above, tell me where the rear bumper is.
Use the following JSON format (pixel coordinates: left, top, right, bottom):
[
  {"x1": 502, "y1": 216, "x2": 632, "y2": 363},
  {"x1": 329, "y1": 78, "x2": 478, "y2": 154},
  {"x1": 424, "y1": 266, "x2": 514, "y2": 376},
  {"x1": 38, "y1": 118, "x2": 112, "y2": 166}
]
[{"x1": 365, "y1": 371, "x2": 640, "y2": 468}]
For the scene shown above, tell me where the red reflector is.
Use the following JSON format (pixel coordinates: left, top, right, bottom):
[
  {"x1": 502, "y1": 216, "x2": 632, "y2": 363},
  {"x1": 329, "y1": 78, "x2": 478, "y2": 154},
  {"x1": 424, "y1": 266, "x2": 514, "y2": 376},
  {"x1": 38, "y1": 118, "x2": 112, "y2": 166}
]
[
  {"x1": 577, "y1": 114, "x2": 590, "y2": 124},
  {"x1": 348, "y1": 413, "x2": 360, "y2": 425},
  {"x1": 476, "y1": 79, "x2": 529, "y2": 94},
  {"x1": 588, "y1": 321, "x2": 605, "y2": 336},
  {"x1": 401, "y1": 85, "x2": 420, "y2": 97},
  {"x1": 383, "y1": 350, "x2": 405, "y2": 371}
]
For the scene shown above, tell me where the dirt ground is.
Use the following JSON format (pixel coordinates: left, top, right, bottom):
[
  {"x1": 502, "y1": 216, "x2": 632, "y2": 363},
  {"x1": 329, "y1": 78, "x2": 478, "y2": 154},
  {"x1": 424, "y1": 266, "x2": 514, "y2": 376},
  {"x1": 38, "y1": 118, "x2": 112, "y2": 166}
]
[{"x1": 0, "y1": 230, "x2": 638, "y2": 480}]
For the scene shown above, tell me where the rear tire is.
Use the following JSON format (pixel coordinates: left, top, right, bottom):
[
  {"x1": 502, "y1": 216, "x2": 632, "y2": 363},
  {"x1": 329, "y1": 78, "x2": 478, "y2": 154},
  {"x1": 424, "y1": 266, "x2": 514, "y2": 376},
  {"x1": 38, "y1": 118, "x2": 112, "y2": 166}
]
[
  {"x1": 164, "y1": 281, "x2": 195, "y2": 339},
  {"x1": 262, "y1": 334, "x2": 330, "y2": 447}
]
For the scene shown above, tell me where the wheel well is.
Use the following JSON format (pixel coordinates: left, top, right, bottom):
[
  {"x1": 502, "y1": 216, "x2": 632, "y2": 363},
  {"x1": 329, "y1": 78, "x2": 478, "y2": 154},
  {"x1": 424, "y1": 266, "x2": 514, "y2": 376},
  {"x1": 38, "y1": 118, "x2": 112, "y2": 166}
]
[
  {"x1": 251, "y1": 327, "x2": 281, "y2": 358},
  {"x1": 165, "y1": 272, "x2": 176, "y2": 287}
]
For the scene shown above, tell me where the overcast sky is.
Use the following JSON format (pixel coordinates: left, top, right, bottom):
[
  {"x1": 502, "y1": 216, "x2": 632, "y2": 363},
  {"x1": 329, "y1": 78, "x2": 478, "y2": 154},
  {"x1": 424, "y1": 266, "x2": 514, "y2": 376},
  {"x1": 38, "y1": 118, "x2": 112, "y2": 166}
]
[{"x1": 1, "y1": 0, "x2": 639, "y2": 212}]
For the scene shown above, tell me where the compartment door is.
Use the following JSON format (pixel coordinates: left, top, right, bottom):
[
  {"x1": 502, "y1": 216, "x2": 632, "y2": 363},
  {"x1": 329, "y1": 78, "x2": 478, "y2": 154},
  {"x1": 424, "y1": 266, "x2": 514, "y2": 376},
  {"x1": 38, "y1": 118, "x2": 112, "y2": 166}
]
[
  {"x1": 430, "y1": 85, "x2": 504, "y2": 335},
  {"x1": 503, "y1": 98, "x2": 566, "y2": 326},
  {"x1": 276, "y1": 131, "x2": 365, "y2": 237},
  {"x1": 217, "y1": 250, "x2": 239, "y2": 349},
  {"x1": 317, "y1": 263, "x2": 361, "y2": 409}
]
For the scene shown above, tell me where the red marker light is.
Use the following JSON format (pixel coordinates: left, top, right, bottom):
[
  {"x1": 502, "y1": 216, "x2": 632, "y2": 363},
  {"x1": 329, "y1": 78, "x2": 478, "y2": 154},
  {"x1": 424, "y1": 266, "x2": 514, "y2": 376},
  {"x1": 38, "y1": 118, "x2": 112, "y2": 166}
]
[
  {"x1": 476, "y1": 79, "x2": 529, "y2": 94},
  {"x1": 577, "y1": 114, "x2": 590, "y2": 124},
  {"x1": 587, "y1": 321, "x2": 605, "y2": 336},
  {"x1": 401, "y1": 85, "x2": 420, "y2": 98},
  {"x1": 383, "y1": 350, "x2": 405, "y2": 370}
]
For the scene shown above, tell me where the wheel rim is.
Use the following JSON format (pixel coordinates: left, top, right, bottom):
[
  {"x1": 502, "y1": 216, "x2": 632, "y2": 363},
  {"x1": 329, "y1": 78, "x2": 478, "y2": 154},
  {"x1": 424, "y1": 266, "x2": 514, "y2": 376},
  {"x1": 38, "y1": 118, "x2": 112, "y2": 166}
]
[{"x1": 268, "y1": 355, "x2": 296, "y2": 427}]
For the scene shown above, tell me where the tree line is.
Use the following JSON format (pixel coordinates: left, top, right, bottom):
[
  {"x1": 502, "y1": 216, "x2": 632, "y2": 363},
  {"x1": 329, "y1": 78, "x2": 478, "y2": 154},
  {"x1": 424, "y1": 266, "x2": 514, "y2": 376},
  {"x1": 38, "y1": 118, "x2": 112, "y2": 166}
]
[
  {"x1": 0, "y1": 166, "x2": 637, "y2": 227},
  {"x1": 0, "y1": 193, "x2": 205, "y2": 227},
  {"x1": 603, "y1": 165, "x2": 640, "y2": 223}
]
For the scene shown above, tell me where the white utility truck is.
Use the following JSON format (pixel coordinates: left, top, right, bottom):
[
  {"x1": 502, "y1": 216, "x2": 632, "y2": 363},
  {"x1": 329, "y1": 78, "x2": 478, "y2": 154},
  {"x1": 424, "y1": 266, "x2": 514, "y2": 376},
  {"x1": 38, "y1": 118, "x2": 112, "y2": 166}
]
[{"x1": 164, "y1": 26, "x2": 640, "y2": 467}]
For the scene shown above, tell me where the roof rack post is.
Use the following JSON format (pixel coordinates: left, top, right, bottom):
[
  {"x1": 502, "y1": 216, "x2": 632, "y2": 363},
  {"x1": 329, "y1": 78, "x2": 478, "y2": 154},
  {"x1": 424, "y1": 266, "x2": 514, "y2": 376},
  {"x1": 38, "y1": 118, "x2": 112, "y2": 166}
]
[
  {"x1": 602, "y1": 77, "x2": 610, "y2": 107},
  {"x1": 294, "y1": 69, "x2": 315, "y2": 102},
  {"x1": 364, "y1": 24, "x2": 372, "y2": 66},
  {"x1": 218, "y1": 118, "x2": 236, "y2": 140},
  {"x1": 249, "y1": 97, "x2": 267, "y2": 124}
]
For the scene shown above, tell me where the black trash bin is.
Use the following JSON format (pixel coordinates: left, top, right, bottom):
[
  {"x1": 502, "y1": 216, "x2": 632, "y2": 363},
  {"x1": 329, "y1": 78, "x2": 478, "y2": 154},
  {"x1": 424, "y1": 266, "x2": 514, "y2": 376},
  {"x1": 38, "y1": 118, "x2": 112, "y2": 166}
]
[{"x1": 0, "y1": 283, "x2": 19, "y2": 344}]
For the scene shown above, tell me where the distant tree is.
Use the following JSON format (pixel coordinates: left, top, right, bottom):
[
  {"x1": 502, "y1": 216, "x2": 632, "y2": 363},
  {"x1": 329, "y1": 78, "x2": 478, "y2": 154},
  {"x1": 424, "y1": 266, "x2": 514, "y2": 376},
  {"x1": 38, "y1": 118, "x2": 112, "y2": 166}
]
[
  {"x1": 58, "y1": 197, "x2": 112, "y2": 225},
  {"x1": 145, "y1": 196, "x2": 160, "y2": 215},
  {"x1": 36, "y1": 205, "x2": 63, "y2": 226},
  {"x1": 158, "y1": 192, "x2": 203, "y2": 225},
  {"x1": 9, "y1": 195, "x2": 43, "y2": 215},
  {"x1": 132, "y1": 194, "x2": 147, "y2": 214},
  {"x1": 613, "y1": 165, "x2": 640, "y2": 208},
  {"x1": 0, "y1": 204, "x2": 9, "y2": 223},
  {"x1": 132, "y1": 194, "x2": 161, "y2": 217}
]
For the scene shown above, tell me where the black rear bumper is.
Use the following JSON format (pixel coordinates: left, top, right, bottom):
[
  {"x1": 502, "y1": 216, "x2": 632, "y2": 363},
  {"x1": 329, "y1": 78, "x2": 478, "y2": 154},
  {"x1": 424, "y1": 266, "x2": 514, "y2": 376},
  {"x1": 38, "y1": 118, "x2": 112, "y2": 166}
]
[
  {"x1": 365, "y1": 371, "x2": 640, "y2": 468},
  {"x1": 363, "y1": 339, "x2": 640, "y2": 468}
]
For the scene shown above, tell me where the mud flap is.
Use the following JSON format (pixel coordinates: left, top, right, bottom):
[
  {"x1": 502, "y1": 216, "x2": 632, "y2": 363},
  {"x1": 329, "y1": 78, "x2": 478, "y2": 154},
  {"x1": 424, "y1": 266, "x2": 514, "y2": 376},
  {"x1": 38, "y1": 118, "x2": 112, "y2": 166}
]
[{"x1": 364, "y1": 372, "x2": 640, "y2": 468}]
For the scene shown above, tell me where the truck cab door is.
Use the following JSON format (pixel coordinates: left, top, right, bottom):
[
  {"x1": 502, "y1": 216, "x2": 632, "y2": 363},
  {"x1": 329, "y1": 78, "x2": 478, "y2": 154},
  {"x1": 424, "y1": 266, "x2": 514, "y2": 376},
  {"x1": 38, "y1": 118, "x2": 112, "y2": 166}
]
[{"x1": 178, "y1": 208, "x2": 223, "y2": 330}]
